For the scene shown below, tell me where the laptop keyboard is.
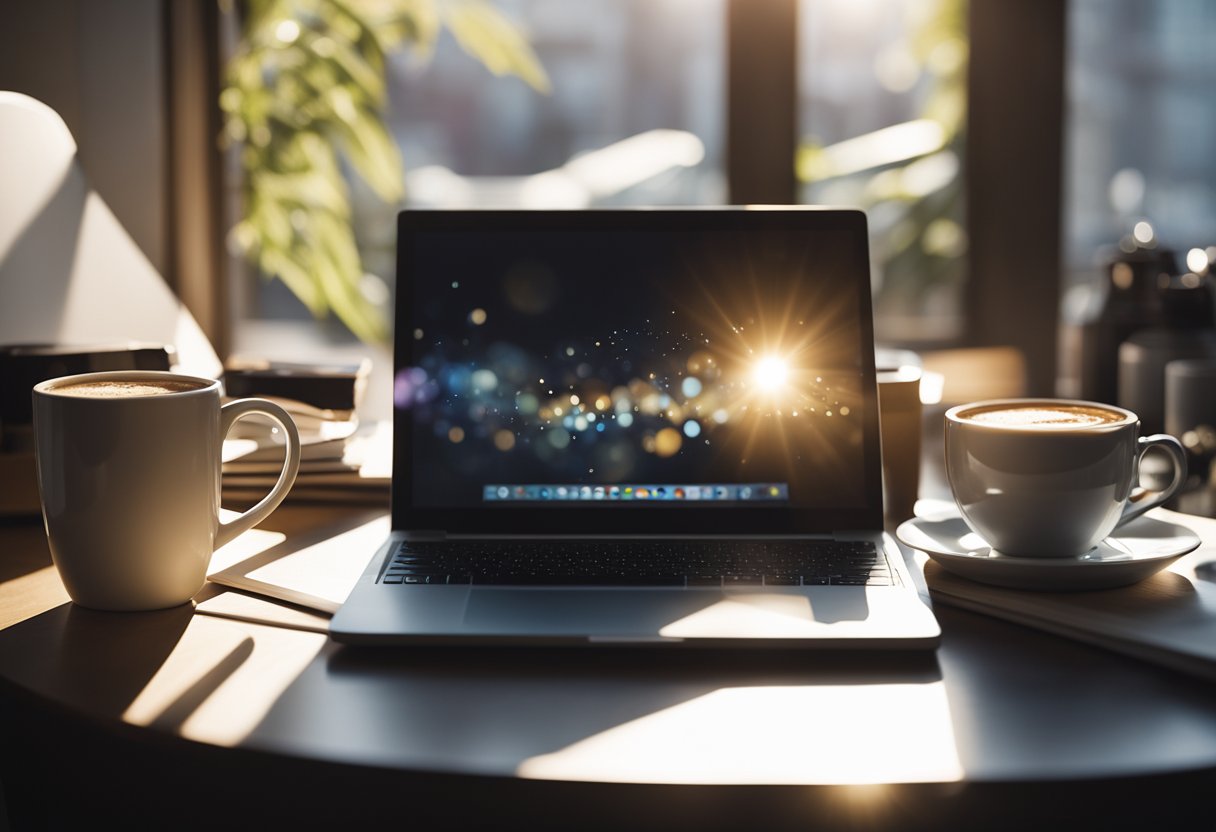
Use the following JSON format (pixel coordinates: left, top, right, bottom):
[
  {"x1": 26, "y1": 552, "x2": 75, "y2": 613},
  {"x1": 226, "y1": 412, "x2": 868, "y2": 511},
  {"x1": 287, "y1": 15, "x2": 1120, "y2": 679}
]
[{"x1": 380, "y1": 539, "x2": 893, "y2": 587}]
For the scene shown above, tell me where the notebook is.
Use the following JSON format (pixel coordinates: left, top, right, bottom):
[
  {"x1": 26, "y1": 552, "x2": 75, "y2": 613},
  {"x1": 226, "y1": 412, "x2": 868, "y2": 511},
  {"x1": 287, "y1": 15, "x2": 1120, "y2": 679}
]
[{"x1": 328, "y1": 207, "x2": 941, "y2": 648}]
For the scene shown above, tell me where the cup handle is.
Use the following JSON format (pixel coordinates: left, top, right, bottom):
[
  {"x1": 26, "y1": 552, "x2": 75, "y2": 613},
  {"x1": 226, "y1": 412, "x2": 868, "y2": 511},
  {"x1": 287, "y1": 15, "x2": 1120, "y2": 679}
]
[
  {"x1": 1117, "y1": 434, "x2": 1188, "y2": 528},
  {"x1": 214, "y1": 398, "x2": 302, "y2": 550}
]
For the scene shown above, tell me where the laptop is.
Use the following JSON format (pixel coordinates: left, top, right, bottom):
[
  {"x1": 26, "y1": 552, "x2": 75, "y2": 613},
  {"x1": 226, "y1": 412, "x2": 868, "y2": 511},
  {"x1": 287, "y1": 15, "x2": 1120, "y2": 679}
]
[{"x1": 329, "y1": 207, "x2": 941, "y2": 649}]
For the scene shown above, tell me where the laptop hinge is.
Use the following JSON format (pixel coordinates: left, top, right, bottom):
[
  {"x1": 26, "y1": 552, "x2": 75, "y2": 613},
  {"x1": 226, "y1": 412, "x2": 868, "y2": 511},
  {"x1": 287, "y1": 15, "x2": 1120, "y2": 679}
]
[
  {"x1": 403, "y1": 530, "x2": 447, "y2": 541},
  {"x1": 833, "y1": 530, "x2": 878, "y2": 541}
]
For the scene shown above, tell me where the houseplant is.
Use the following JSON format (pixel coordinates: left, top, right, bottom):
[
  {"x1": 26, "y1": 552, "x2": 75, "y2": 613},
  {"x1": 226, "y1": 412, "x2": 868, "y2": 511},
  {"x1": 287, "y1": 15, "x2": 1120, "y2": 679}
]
[{"x1": 220, "y1": 0, "x2": 549, "y2": 344}]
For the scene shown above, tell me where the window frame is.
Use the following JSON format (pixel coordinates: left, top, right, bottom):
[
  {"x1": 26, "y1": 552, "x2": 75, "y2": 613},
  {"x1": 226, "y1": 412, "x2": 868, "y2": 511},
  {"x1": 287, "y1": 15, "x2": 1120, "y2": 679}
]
[
  {"x1": 185, "y1": 0, "x2": 1067, "y2": 396},
  {"x1": 167, "y1": 0, "x2": 228, "y2": 358},
  {"x1": 726, "y1": 0, "x2": 1065, "y2": 395}
]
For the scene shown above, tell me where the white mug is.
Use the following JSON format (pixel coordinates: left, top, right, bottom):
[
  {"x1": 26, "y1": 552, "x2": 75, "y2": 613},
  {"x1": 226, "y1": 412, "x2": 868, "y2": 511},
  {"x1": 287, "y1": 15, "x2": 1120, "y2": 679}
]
[
  {"x1": 33, "y1": 370, "x2": 302, "y2": 610},
  {"x1": 945, "y1": 398, "x2": 1186, "y2": 558}
]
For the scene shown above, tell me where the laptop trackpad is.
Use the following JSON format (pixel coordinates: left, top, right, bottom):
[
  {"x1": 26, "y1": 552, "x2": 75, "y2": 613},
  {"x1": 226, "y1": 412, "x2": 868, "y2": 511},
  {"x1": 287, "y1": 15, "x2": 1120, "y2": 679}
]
[{"x1": 462, "y1": 589, "x2": 721, "y2": 637}]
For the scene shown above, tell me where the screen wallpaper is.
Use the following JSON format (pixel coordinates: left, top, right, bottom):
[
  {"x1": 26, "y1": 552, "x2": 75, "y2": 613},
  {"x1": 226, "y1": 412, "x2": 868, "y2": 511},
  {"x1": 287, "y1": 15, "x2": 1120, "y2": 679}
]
[{"x1": 397, "y1": 226, "x2": 872, "y2": 510}]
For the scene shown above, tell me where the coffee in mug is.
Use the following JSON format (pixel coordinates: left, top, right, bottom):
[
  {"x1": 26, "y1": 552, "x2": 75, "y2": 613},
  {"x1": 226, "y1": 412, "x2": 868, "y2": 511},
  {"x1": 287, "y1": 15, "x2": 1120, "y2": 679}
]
[
  {"x1": 50, "y1": 379, "x2": 206, "y2": 398},
  {"x1": 33, "y1": 370, "x2": 302, "y2": 610},
  {"x1": 959, "y1": 403, "x2": 1124, "y2": 428},
  {"x1": 944, "y1": 399, "x2": 1186, "y2": 558}
]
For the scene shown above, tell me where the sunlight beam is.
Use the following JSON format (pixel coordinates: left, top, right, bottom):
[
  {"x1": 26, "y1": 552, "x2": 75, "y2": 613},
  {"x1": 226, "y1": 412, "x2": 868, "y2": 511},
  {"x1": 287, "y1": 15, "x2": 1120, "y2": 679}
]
[{"x1": 753, "y1": 355, "x2": 790, "y2": 392}]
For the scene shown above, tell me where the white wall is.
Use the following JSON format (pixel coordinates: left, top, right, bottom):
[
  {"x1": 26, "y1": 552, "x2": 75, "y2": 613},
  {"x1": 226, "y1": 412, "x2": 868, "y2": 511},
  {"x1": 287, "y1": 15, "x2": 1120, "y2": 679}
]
[{"x1": 0, "y1": 0, "x2": 167, "y2": 276}]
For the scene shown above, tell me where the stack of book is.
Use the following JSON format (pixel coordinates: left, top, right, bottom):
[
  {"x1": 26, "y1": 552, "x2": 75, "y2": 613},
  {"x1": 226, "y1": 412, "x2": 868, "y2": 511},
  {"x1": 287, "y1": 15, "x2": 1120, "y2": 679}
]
[{"x1": 219, "y1": 358, "x2": 389, "y2": 506}]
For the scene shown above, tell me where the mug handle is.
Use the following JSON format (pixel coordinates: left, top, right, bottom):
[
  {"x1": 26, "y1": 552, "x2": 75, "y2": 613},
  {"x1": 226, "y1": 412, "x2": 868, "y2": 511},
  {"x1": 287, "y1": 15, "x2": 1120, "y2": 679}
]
[
  {"x1": 214, "y1": 398, "x2": 302, "y2": 550},
  {"x1": 1117, "y1": 434, "x2": 1188, "y2": 528}
]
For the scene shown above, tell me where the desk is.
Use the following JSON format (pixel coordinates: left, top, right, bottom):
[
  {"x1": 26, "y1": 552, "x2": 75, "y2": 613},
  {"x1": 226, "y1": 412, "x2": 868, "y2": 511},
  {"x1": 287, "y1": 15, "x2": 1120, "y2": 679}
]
[{"x1": 4, "y1": 500, "x2": 1216, "y2": 831}]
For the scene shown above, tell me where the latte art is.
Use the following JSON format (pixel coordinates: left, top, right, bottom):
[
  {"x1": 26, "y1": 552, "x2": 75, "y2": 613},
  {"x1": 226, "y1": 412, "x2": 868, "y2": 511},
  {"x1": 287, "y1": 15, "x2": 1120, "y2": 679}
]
[
  {"x1": 960, "y1": 404, "x2": 1124, "y2": 428},
  {"x1": 52, "y1": 380, "x2": 207, "y2": 399}
]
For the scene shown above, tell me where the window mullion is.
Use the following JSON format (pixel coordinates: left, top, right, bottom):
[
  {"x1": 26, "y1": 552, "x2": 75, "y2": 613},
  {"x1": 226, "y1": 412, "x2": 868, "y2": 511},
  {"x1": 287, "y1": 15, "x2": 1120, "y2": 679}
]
[{"x1": 726, "y1": 0, "x2": 799, "y2": 204}]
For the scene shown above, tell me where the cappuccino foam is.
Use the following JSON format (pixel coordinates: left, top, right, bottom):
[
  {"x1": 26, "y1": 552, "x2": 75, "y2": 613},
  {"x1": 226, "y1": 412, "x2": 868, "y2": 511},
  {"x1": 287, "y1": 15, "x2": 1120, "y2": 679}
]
[
  {"x1": 53, "y1": 379, "x2": 207, "y2": 399},
  {"x1": 961, "y1": 404, "x2": 1124, "y2": 428}
]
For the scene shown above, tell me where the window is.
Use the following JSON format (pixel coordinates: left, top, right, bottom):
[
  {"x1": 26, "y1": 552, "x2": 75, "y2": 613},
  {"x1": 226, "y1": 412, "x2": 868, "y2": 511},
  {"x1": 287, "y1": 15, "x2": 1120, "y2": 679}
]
[
  {"x1": 367, "y1": 0, "x2": 727, "y2": 287},
  {"x1": 223, "y1": 1, "x2": 1105, "y2": 404},
  {"x1": 1063, "y1": 0, "x2": 1216, "y2": 285},
  {"x1": 799, "y1": 0, "x2": 967, "y2": 345},
  {"x1": 228, "y1": 0, "x2": 726, "y2": 336}
]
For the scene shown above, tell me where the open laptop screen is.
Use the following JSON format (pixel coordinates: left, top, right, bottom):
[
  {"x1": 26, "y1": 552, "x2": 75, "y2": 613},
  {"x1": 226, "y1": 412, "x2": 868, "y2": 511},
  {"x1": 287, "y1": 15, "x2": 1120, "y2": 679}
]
[{"x1": 393, "y1": 209, "x2": 882, "y2": 534}]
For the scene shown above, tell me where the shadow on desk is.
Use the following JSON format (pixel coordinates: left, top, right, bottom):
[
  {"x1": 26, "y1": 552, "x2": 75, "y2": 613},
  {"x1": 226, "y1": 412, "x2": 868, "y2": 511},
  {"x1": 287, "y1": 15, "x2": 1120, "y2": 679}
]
[
  {"x1": 2, "y1": 615, "x2": 1216, "y2": 830},
  {"x1": 0, "y1": 603, "x2": 196, "y2": 715},
  {"x1": 4, "y1": 688, "x2": 1216, "y2": 832},
  {"x1": 3, "y1": 561, "x2": 1216, "y2": 831},
  {"x1": 299, "y1": 645, "x2": 946, "y2": 781},
  {"x1": 0, "y1": 517, "x2": 56, "y2": 586}
]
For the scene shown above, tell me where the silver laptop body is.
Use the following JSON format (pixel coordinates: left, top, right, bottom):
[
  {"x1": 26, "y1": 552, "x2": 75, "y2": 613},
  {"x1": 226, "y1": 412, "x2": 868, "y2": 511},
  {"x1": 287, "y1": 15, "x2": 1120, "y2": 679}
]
[{"x1": 330, "y1": 208, "x2": 941, "y2": 649}]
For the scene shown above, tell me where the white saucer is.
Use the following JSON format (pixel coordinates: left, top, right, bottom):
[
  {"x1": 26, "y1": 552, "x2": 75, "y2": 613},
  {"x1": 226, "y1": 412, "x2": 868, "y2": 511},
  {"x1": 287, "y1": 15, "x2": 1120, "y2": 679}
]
[{"x1": 895, "y1": 507, "x2": 1201, "y2": 591}]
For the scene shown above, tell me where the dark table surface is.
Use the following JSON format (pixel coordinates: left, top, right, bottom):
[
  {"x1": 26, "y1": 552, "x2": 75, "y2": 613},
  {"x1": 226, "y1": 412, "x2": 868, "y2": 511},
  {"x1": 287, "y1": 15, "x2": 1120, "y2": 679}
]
[{"x1": 2, "y1": 411, "x2": 1216, "y2": 830}]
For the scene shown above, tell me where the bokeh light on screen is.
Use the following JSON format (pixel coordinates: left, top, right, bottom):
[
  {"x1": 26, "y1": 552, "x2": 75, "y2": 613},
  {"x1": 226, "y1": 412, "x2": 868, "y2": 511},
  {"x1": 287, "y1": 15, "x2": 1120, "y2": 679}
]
[
  {"x1": 401, "y1": 227, "x2": 870, "y2": 506},
  {"x1": 394, "y1": 366, "x2": 438, "y2": 408}
]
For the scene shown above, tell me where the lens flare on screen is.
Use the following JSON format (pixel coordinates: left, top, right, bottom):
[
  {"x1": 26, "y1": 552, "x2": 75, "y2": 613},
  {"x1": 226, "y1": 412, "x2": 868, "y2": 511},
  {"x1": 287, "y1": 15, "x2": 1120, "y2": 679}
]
[
  {"x1": 670, "y1": 257, "x2": 865, "y2": 484},
  {"x1": 752, "y1": 355, "x2": 790, "y2": 392}
]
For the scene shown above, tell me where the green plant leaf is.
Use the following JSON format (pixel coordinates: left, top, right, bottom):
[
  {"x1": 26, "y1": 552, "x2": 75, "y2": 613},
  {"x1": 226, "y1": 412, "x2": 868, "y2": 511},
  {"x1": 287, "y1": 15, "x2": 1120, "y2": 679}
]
[
  {"x1": 259, "y1": 244, "x2": 325, "y2": 313},
  {"x1": 442, "y1": 0, "x2": 551, "y2": 92},
  {"x1": 374, "y1": 0, "x2": 442, "y2": 54},
  {"x1": 221, "y1": 0, "x2": 548, "y2": 344},
  {"x1": 332, "y1": 105, "x2": 406, "y2": 202},
  {"x1": 310, "y1": 213, "x2": 389, "y2": 342},
  {"x1": 303, "y1": 21, "x2": 387, "y2": 101}
]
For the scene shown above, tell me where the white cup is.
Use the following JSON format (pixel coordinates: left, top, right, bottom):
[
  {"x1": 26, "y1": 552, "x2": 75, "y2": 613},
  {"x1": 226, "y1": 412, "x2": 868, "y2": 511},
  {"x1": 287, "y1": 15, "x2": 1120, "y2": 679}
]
[
  {"x1": 944, "y1": 398, "x2": 1186, "y2": 557},
  {"x1": 32, "y1": 370, "x2": 302, "y2": 610}
]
